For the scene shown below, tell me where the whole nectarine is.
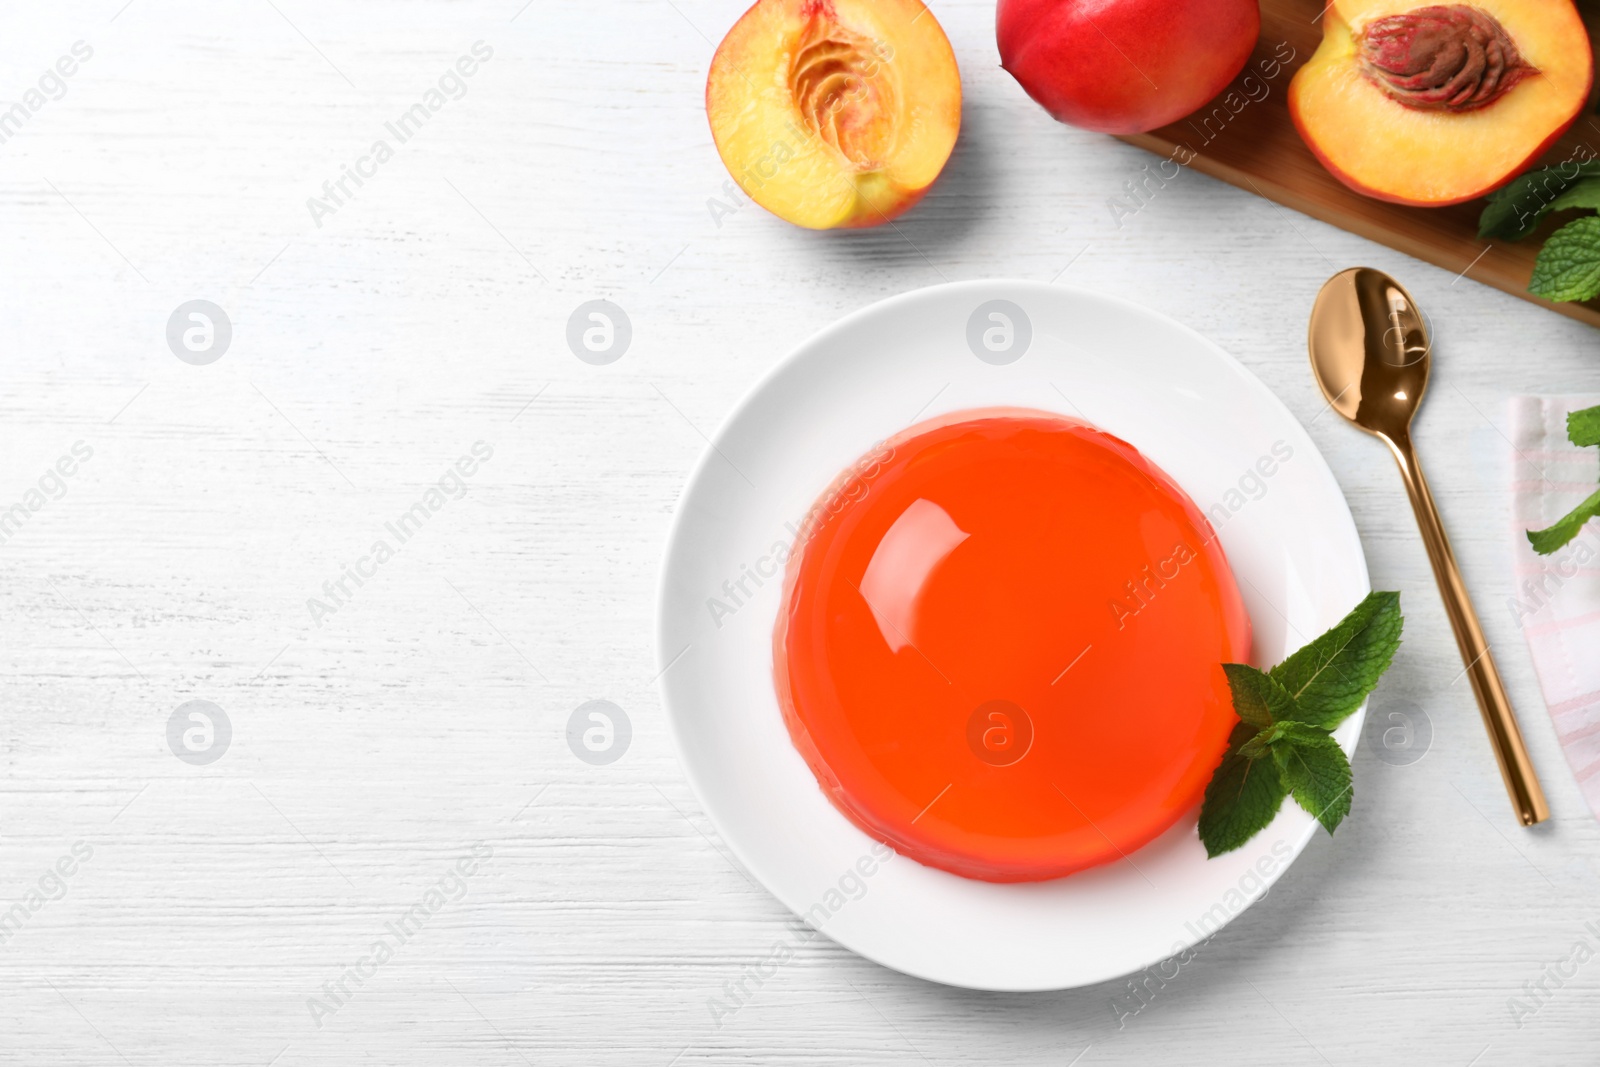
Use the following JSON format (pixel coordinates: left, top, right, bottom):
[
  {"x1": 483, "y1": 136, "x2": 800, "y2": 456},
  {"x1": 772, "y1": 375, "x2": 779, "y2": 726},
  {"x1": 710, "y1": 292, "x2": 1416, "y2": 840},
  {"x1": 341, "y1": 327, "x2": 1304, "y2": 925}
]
[
  {"x1": 1290, "y1": 0, "x2": 1593, "y2": 206},
  {"x1": 706, "y1": 0, "x2": 962, "y2": 230},
  {"x1": 997, "y1": 0, "x2": 1261, "y2": 135}
]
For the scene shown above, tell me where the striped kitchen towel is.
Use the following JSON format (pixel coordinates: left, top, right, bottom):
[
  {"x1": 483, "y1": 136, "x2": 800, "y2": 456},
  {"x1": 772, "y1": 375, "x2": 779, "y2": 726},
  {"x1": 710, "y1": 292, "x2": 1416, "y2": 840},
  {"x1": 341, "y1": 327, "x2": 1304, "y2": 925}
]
[{"x1": 1510, "y1": 396, "x2": 1600, "y2": 819}]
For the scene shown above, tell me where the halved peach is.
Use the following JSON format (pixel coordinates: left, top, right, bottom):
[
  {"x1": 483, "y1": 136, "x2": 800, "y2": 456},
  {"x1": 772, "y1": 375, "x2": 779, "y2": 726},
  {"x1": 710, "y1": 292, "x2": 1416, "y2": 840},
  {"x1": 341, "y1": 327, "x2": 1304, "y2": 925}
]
[
  {"x1": 706, "y1": 0, "x2": 961, "y2": 229},
  {"x1": 1289, "y1": 0, "x2": 1593, "y2": 206}
]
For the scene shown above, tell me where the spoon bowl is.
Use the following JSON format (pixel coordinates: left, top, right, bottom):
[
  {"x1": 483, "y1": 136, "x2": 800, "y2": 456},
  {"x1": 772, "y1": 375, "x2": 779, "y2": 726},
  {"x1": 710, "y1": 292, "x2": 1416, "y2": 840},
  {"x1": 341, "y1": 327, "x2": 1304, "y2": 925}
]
[{"x1": 1309, "y1": 267, "x2": 1432, "y2": 441}]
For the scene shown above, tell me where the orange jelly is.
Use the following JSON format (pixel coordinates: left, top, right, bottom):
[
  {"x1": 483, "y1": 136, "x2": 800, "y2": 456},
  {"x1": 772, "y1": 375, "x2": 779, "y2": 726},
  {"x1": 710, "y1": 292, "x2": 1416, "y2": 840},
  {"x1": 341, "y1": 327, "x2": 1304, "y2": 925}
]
[{"x1": 773, "y1": 410, "x2": 1252, "y2": 882}]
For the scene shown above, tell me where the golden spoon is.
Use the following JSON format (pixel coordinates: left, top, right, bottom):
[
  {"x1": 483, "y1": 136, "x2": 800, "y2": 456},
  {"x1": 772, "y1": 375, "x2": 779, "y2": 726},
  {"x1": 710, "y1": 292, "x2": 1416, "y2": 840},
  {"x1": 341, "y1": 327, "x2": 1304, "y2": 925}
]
[{"x1": 1309, "y1": 267, "x2": 1548, "y2": 827}]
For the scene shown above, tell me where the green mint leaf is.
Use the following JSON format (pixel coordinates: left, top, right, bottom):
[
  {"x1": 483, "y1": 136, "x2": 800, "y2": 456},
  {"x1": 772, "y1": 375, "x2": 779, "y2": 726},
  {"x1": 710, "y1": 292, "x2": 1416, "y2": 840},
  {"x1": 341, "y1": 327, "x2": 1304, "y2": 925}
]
[
  {"x1": 1198, "y1": 724, "x2": 1289, "y2": 858},
  {"x1": 1567, "y1": 404, "x2": 1600, "y2": 448},
  {"x1": 1243, "y1": 722, "x2": 1295, "y2": 754},
  {"x1": 1222, "y1": 663, "x2": 1296, "y2": 730},
  {"x1": 1528, "y1": 488, "x2": 1600, "y2": 555},
  {"x1": 1270, "y1": 727, "x2": 1353, "y2": 835},
  {"x1": 1547, "y1": 179, "x2": 1600, "y2": 217},
  {"x1": 1238, "y1": 732, "x2": 1272, "y2": 760},
  {"x1": 1268, "y1": 591, "x2": 1404, "y2": 730},
  {"x1": 1268, "y1": 720, "x2": 1333, "y2": 746},
  {"x1": 1478, "y1": 163, "x2": 1600, "y2": 240},
  {"x1": 1529, "y1": 217, "x2": 1600, "y2": 303}
]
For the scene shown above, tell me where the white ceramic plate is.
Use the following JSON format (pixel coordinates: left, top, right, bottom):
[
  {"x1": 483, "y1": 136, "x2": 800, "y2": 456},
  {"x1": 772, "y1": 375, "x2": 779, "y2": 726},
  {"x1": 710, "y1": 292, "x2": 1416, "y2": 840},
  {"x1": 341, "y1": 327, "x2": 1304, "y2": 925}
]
[{"x1": 656, "y1": 280, "x2": 1368, "y2": 991}]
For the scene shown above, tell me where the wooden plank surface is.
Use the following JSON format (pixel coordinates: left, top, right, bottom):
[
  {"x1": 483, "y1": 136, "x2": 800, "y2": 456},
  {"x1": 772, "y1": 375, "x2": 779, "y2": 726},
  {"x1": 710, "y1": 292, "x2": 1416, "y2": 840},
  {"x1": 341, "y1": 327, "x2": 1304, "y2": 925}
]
[{"x1": 1120, "y1": 0, "x2": 1600, "y2": 329}]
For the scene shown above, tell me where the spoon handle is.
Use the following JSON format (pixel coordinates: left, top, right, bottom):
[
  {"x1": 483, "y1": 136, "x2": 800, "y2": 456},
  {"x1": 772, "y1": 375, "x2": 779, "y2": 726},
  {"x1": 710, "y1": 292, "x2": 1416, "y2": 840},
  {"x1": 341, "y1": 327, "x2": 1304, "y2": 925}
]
[{"x1": 1385, "y1": 432, "x2": 1549, "y2": 826}]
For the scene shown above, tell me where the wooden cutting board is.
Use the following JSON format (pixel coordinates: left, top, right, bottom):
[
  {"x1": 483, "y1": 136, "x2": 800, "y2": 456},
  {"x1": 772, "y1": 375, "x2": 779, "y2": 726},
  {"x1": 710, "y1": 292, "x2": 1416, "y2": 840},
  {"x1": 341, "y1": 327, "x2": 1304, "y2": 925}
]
[{"x1": 1117, "y1": 0, "x2": 1600, "y2": 329}]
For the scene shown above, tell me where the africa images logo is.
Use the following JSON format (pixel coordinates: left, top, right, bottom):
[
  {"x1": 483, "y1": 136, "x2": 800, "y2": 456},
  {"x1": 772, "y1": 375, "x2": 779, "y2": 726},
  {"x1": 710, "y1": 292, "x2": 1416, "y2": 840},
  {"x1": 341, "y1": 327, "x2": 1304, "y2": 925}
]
[{"x1": 306, "y1": 41, "x2": 494, "y2": 228}]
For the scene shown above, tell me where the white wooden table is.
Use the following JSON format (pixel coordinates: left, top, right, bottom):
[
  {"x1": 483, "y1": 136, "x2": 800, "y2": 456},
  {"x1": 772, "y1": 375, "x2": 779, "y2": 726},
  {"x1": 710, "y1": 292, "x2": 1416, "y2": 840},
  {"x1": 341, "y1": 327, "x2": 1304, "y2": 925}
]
[{"x1": 4, "y1": 1, "x2": 1599, "y2": 1063}]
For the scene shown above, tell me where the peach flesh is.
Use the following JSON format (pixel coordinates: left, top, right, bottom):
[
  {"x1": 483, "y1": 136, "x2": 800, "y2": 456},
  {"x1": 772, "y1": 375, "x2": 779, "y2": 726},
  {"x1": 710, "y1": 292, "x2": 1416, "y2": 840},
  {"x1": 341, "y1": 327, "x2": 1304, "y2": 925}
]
[
  {"x1": 1289, "y1": 0, "x2": 1593, "y2": 206},
  {"x1": 705, "y1": 0, "x2": 961, "y2": 230}
]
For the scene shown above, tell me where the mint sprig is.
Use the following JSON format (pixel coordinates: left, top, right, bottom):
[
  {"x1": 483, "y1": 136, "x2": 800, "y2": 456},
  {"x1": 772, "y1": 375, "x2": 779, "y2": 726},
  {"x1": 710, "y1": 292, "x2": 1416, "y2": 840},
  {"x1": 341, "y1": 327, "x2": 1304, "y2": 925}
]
[
  {"x1": 1527, "y1": 403, "x2": 1600, "y2": 555},
  {"x1": 1198, "y1": 591, "x2": 1404, "y2": 858},
  {"x1": 1479, "y1": 165, "x2": 1600, "y2": 303},
  {"x1": 1529, "y1": 490, "x2": 1600, "y2": 555}
]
